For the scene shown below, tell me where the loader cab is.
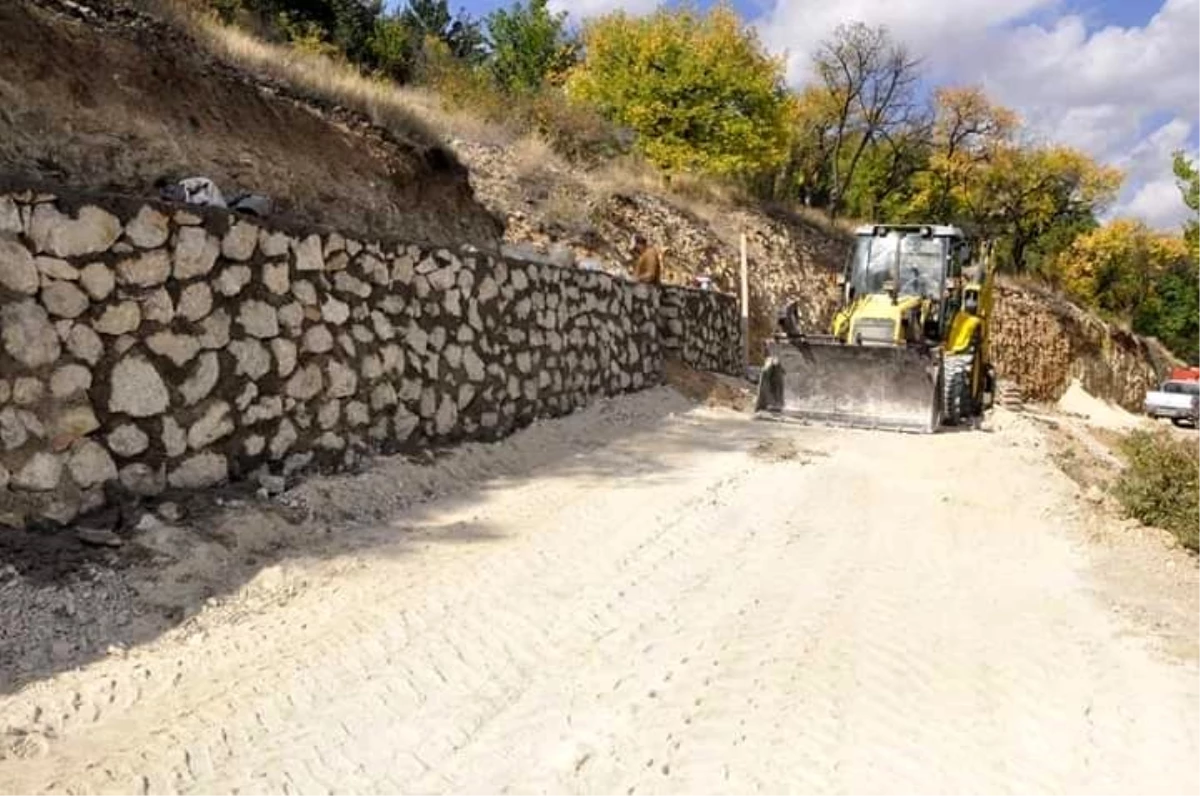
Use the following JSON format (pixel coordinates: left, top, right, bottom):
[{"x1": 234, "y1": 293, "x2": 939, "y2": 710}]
[{"x1": 843, "y1": 224, "x2": 966, "y2": 344}]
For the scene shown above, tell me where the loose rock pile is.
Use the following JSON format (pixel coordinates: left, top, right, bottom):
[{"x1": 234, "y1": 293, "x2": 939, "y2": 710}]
[{"x1": 0, "y1": 190, "x2": 741, "y2": 529}]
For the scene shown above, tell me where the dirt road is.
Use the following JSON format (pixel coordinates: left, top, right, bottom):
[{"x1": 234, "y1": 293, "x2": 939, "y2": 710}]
[{"x1": 0, "y1": 389, "x2": 1196, "y2": 794}]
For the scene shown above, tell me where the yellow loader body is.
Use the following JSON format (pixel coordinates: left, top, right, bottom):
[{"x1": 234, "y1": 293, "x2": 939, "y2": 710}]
[{"x1": 755, "y1": 224, "x2": 995, "y2": 433}]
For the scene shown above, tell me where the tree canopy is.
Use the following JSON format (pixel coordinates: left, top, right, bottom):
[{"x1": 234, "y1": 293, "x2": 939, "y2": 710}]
[{"x1": 565, "y1": 4, "x2": 794, "y2": 177}]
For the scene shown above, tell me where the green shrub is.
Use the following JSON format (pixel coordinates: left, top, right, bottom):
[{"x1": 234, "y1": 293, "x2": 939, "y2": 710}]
[{"x1": 1114, "y1": 429, "x2": 1199, "y2": 551}]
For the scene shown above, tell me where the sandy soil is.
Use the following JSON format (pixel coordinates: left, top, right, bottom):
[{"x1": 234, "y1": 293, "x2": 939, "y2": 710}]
[{"x1": 0, "y1": 388, "x2": 1196, "y2": 795}]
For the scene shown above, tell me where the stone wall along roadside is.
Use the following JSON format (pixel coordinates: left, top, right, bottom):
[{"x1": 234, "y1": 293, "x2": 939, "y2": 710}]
[
  {"x1": 989, "y1": 280, "x2": 1178, "y2": 410},
  {"x1": 660, "y1": 287, "x2": 743, "y2": 376},
  {"x1": 0, "y1": 190, "x2": 741, "y2": 530}
]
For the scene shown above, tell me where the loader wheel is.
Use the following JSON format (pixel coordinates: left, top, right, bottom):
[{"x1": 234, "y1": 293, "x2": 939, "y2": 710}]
[{"x1": 942, "y1": 352, "x2": 974, "y2": 426}]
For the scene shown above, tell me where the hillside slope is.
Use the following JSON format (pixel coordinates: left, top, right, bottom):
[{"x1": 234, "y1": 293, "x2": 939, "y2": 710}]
[{"x1": 0, "y1": 0, "x2": 502, "y2": 249}]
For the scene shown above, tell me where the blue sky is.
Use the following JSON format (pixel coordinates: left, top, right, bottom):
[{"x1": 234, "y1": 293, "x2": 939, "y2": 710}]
[{"x1": 411, "y1": 0, "x2": 1200, "y2": 229}]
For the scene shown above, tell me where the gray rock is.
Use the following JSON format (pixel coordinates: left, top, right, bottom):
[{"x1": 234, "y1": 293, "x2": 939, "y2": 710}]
[
  {"x1": 333, "y1": 270, "x2": 371, "y2": 298},
  {"x1": 351, "y1": 323, "x2": 375, "y2": 344},
  {"x1": 2, "y1": 300, "x2": 61, "y2": 367},
  {"x1": 235, "y1": 381, "x2": 259, "y2": 411},
  {"x1": 216, "y1": 265, "x2": 253, "y2": 297},
  {"x1": 50, "y1": 364, "x2": 91, "y2": 398},
  {"x1": 321, "y1": 296, "x2": 350, "y2": 325},
  {"x1": 188, "y1": 401, "x2": 234, "y2": 449},
  {"x1": 0, "y1": 407, "x2": 28, "y2": 450},
  {"x1": 317, "y1": 400, "x2": 341, "y2": 430},
  {"x1": 443, "y1": 289, "x2": 461, "y2": 317},
  {"x1": 0, "y1": 379, "x2": 8, "y2": 403},
  {"x1": 269, "y1": 419, "x2": 298, "y2": 459},
  {"x1": 0, "y1": 196, "x2": 20, "y2": 235},
  {"x1": 394, "y1": 407, "x2": 419, "y2": 441},
  {"x1": 147, "y1": 331, "x2": 200, "y2": 366},
  {"x1": 41, "y1": 280, "x2": 90, "y2": 318},
  {"x1": 370, "y1": 382, "x2": 398, "y2": 410},
  {"x1": 326, "y1": 360, "x2": 358, "y2": 398},
  {"x1": 180, "y1": 351, "x2": 220, "y2": 406},
  {"x1": 116, "y1": 250, "x2": 170, "y2": 287},
  {"x1": 337, "y1": 332, "x2": 357, "y2": 358},
  {"x1": 178, "y1": 282, "x2": 213, "y2": 321},
  {"x1": 140, "y1": 288, "x2": 174, "y2": 324},
  {"x1": 68, "y1": 440, "x2": 117, "y2": 488},
  {"x1": 277, "y1": 302, "x2": 304, "y2": 335},
  {"x1": 427, "y1": 267, "x2": 453, "y2": 292},
  {"x1": 162, "y1": 416, "x2": 187, "y2": 457},
  {"x1": 370, "y1": 311, "x2": 395, "y2": 340},
  {"x1": 260, "y1": 229, "x2": 290, "y2": 258},
  {"x1": 359, "y1": 253, "x2": 389, "y2": 285},
  {"x1": 444, "y1": 343, "x2": 462, "y2": 370},
  {"x1": 271, "y1": 338, "x2": 297, "y2": 377},
  {"x1": 238, "y1": 300, "x2": 279, "y2": 338},
  {"x1": 361, "y1": 353, "x2": 383, "y2": 380},
  {"x1": 110, "y1": 355, "x2": 170, "y2": 417},
  {"x1": 463, "y1": 348, "x2": 486, "y2": 381},
  {"x1": 168, "y1": 452, "x2": 228, "y2": 489},
  {"x1": 107, "y1": 423, "x2": 150, "y2": 457},
  {"x1": 303, "y1": 324, "x2": 334, "y2": 354},
  {"x1": 292, "y1": 279, "x2": 318, "y2": 306},
  {"x1": 287, "y1": 363, "x2": 323, "y2": 400},
  {"x1": 120, "y1": 463, "x2": 165, "y2": 496},
  {"x1": 199, "y1": 308, "x2": 231, "y2": 349},
  {"x1": 79, "y1": 262, "x2": 115, "y2": 300},
  {"x1": 325, "y1": 232, "x2": 346, "y2": 256},
  {"x1": 458, "y1": 383, "x2": 475, "y2": 409},
  {"x1": 435, "y1": 394, "x2": 457, "y2": 435},
  {"x1": 30, "y1": 204, "x2": 121, "y2": 257},
  {"x1": 345, "y1": 400, "x2": 370, "y2": 427},
  {"x1": 0, "y1": 235, "x2": 39, "y2": 294},
  {"x1": 125, "y1": 206, "x2": 170, "y2": 248},
  {"x1": 283, "y1": 451, "x2": 313, "y2": 475},
  {"x1": 381, "y1": 344, "x2": 404, "y2": 375},
  {"x1": 230, "y1": 338, "x2": 271, "y2": 379},
  {"x1": 245, "y1": 395, "x2": 284, "y2": 425},
  {"x1": 244, "y1": 434, "x2": 266, "y2": 457},
  {"x1": 263, "y1": 261, "x2": 290, "y2": 295},
  {"x1": 52, "y1": 404, "x2": 99, "y2": 440},
  {"x1": 93, "y1": 301, "x2": 141, "y2": 336},
  {"x1": 294, "y1": 234, "x2": 324, "y2": 271},
  {"x1": 316, "y1": 432, "x2": 344, "y2": 451},
  {"x1": 13, "y1": 452, "x2": 63, "y2": 491},
  {"x1": 13, "y1": 377, "x2": 43, "y2": 405},
  {"x1": 222, "y1": 222, "x2": 258, "y2": 261},
  {"x1": 174, "y1": 227, "x2": 220, "y2": 280},
  {"x1": 257, "y1": 471, "x2": 286, "y2": 495}
]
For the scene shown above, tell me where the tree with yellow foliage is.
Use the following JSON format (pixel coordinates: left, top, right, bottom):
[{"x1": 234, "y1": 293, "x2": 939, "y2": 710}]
[
  {"x1": 1054, "y1": 220, "x2": 1183, "y2": 315},
  {"x1": 906, "y1": 86, "x2": 1017, "y2": 220},
  {"x1": 963, "y1": 144, "x2": 1122, "y2": 273},
  {"x1": 565, "y1": 3, "x2": 793, "y2": 178}
]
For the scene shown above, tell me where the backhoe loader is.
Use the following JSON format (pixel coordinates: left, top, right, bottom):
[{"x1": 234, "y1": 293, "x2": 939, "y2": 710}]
[{"x1": 754, "y1": 223, "x2": 995, "y2": 432}]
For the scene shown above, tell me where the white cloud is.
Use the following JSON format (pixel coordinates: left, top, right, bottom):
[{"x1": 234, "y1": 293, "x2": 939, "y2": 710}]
[
  {"x1": 755, "y1": 0, "x2": 1200, "y2": 229},
  {"x1": 547, "y1": 0, "x2": 656, "y2": 19}
]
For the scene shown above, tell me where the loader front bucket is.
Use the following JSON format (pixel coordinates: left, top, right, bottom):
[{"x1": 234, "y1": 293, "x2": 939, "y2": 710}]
[{"x1": 754, "y1": 337, "x2": 941, "y2": 433}]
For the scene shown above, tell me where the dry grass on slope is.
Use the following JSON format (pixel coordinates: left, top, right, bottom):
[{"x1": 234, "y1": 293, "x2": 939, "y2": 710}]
[{"x1": 135, "y1": 0, "x2": 506, "y2": 149}]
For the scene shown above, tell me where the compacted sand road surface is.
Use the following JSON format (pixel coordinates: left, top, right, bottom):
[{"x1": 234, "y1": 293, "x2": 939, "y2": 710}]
[{"x1": 0, "y1": 388, "x2": 1196, "y2": 795}]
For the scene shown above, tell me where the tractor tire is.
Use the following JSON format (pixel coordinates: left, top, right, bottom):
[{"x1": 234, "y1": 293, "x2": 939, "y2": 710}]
[{"x1": 942, "y1": 352, "x2": 974, "y2": 426}]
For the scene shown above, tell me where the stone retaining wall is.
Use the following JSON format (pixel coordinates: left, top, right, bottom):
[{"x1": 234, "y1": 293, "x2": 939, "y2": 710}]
[
  {"x1": 660, "y1": 287, "x2": 743, "y2": 375},
  {"x1": 0, "y1": 191, "x2": 741, "y2": 528}
]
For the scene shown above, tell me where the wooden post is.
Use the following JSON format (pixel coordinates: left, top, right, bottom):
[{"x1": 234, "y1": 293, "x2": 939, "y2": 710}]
[{"x1": 739, "y1": 232, "x2": 749, "y2": 371}]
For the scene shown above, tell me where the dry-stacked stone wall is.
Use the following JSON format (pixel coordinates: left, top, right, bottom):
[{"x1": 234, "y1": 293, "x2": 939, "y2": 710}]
[
  {"x1": 660, "y1": 287, "x2": 743, "y2": 375},
  {"x1": 0, "y1": 190, "x2": 741, "y2": 528}
]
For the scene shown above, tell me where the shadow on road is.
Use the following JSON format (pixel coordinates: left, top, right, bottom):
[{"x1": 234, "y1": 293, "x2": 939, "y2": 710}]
[{"x1": 0, "y1": 387, "x2": 767, "y2": 696}]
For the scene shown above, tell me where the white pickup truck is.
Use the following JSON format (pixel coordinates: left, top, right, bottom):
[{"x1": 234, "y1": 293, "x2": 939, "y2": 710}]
[{"x1": 1143, "y1": 379, "x2": 1199, "y2": 427}]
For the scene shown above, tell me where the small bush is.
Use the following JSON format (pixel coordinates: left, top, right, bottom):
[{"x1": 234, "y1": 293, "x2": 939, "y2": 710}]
[{"x1": 1114, "y1": 429, "x2": 1199, "y2": 551}]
